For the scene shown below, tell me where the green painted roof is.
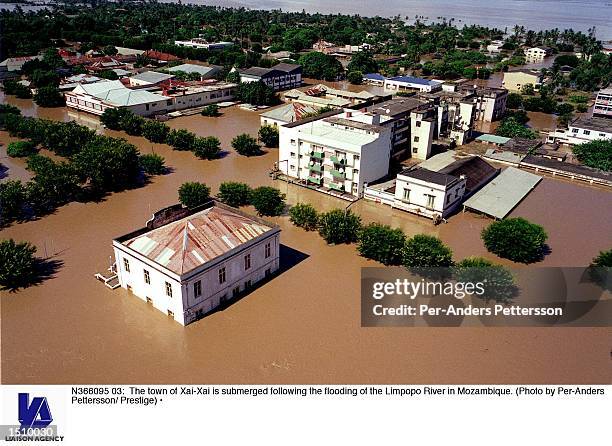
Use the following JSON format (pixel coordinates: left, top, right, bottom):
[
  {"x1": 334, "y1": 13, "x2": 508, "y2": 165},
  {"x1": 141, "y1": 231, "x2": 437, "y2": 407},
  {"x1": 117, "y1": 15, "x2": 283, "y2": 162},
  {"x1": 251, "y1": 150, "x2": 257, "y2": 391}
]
[{"x1": 476, "y1": 134, "x2": 511, "y2": 144}]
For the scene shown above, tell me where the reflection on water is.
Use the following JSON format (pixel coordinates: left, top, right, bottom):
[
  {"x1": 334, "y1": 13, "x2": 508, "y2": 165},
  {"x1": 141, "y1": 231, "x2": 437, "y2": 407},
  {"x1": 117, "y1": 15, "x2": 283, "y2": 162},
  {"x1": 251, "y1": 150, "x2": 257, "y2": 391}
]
[{"x1": 1, "y1": 93, "x2": 611, "y2": 384}]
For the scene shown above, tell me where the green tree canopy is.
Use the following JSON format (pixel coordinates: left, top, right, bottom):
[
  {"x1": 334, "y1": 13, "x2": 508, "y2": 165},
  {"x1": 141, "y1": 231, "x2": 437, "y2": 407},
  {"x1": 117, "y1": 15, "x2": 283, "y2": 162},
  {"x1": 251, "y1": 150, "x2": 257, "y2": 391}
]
[
  {"x1": 317, "y1": 209, "x2": 362, "y2": 245},
  {"x1": 0, "y1": 239, "x2": 38, "y2": 291},
  {"x1": 218, "y1": 182, "x2": 252, "y2": 208},
  {"x1": 178, "y1": 182, "x2": 211, "y2": 208},
  {"x1": 258, "y1": 125, "x2": 279, "y2": 148},
  {"x1": 358, "y1": 223, "x2": 406, "y2": 266},
  {"x1": 250, "y1": 186, "x2": 285, "y2": 216},
  {"x1": 289, "y1": 203, "x2": 319, "y2": 231},
  {"x1": 402, "y1": 234, "x2": 454, "y2": 268},
  {"x1": 298, "y1": 52, "x2": 344, "y2": 81},
  {"x1": 572, "y1": 139, "x2": 612, "y2": 172},
  {"x1": 232, "y1": 133, "x2": 261, "y2": 156},
  {"x1": 481, "y1": 217, "x2": 548, "y2": 263}
]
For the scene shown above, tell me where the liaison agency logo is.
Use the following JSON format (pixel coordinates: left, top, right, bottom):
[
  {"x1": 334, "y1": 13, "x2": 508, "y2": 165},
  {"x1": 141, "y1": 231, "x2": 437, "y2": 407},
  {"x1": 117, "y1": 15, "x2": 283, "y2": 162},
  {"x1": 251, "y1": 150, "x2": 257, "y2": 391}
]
[{"x1": 1, "y1": 391, "x2": 65, "y2": 442}]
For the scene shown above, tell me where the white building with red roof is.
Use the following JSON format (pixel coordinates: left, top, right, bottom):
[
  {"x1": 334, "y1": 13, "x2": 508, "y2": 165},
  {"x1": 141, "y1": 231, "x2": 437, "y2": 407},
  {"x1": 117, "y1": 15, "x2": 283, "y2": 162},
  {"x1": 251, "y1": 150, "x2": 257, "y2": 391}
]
[{"x1": 112, "y1": 201, "x2": 281, "y2": 325}]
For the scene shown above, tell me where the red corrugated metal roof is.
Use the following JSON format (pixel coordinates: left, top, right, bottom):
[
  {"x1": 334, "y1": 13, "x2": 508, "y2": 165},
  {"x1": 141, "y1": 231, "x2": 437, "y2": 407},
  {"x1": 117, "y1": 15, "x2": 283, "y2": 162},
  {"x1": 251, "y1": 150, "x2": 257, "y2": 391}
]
[{"x1": 124, "y1": 205, "x2": 274, "y2": 275}]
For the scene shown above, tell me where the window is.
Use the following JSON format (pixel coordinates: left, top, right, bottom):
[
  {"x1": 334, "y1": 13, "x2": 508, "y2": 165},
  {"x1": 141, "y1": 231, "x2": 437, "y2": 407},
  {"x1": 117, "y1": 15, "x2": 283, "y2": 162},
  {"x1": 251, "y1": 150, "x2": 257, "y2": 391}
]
[
  {"x1": 354, "y1": 155, "x2": 360, "y2": 161},
  {"x1": 165, "y1": 281, "x2": 173, "y2": 298},
  {"x1": 290, "y1": 139, "x2": 296, "y2": 145},
  {"x1": 353, "y1": 169, "x2": 359, "y2": 175},
  {"x1": 244, "y1": 254, "x2": 251, "y2": 270},
  {"x1": 425, "y1": 194, "x2": 435, "y2": 209},
  {"x1": 193, "y1": 280, "x2": 202, "y2": 298},
  {"x1": 583, "y1": 130, "x2": 591, "y2": 135},
  {"x1": 265, "y1": 268, "x2": 271, "y2": 277},
  {"x1": 232, "y1": 286, "x2": 240, "y2": 297},
  {"x1": 265, "y1": 242, "x2": 271, "y2": 258},
  {"x1": 143, "y1": 269, "x2": 150, "y2": 285},
  {"x1": 290, "y1": 152, "x2": 296, "y2": 157},
  {"x1": 403, "y1": 189, "x2": 411, "y2": 202},
  {"x1": 218, "y1": 267, "x2": 226, "y2": 284},
  {"x1": 168, "y1": 310, "x2": 174, "y2": 318},
  {"x1": 572, "y1": 128, "x2": 579, "y2": 133},
  {"x1": 245, "y1": 280, "x2": 252, "y2": 289},
  {"x1": 414, "y1": 136, "x2": 420, "y2": 142},
  {"x1": 123, "y1": 258, "x2": 130, "y2": 273},
  {"x1": 416, "y1": 121, "x2": 421, "y2": 127},
  {"x1": 413, "y1": 148, "x2": 418, "y2": 153}
]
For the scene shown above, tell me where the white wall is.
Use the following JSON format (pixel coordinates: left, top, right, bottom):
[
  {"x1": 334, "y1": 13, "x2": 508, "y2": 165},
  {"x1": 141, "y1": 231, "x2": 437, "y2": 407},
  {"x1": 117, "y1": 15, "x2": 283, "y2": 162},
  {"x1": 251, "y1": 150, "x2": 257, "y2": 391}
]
[
  {"x1": 394, "y1": 175, "x2": 465, "y2": 218},
  {"x1": 113, "y1": 231, "x2": 280, "y2": 326},
  {"x1": 410, "y1": 114, "x2": 434, "y2": 160}
]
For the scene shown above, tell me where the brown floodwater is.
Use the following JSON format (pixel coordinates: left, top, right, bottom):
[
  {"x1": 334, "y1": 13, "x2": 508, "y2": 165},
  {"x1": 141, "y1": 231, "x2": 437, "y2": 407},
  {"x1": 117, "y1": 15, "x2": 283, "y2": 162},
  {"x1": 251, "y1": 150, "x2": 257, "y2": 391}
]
[{"x1": 1, "y1": 93, "x2": 611, "y2": 384}]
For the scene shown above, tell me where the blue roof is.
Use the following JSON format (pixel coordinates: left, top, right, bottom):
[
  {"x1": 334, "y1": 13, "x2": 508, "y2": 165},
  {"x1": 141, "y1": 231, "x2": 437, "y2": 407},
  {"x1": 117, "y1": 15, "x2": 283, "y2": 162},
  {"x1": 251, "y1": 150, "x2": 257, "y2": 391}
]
[
  {"x1": 388, "y1": 75, "x2": 439, "y2": 86},
  {"x1": 364, "y1": 73, "x2": 385, "y2": 81}
]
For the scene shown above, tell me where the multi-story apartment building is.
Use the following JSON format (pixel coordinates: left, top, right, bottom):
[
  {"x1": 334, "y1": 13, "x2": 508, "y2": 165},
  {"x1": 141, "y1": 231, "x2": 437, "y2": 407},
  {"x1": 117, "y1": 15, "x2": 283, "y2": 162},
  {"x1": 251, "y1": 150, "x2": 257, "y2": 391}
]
[
  {"x1": 237, "y1": 63, "x2": 302, "y2": 91},
  {"x1": 278, "y1": 110, "x2": 393, "y2": 197},
  {"x1": 459, "y1": 85, "x2": 508, "y2": 122},
  {"x1": 524, "y1": 46, "x2": 553, "y2": 63},
  {"x1": 593, "y1": 88, "x2": 612, "y2": 118},
  {"x1": 367, "y1": 97, "x2": 422, "y2": 159},
  {"x1": 112, "y1": 201, "x2": 280, "y2": 326}
]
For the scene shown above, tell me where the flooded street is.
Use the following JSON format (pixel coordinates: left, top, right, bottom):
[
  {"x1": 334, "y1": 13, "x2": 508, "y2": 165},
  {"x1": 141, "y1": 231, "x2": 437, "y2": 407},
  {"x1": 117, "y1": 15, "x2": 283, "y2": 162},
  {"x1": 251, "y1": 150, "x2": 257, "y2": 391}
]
[{"x1": 1, "y1": 94, "x2": 611, "y2": 384}]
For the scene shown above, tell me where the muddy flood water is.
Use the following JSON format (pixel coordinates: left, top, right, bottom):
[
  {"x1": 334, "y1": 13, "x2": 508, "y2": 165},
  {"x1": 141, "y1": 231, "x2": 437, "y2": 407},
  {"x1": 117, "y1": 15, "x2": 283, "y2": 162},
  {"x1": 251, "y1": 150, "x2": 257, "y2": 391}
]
[{"x1": 1, "y1": 93, "x2": 611, "y2": 384}]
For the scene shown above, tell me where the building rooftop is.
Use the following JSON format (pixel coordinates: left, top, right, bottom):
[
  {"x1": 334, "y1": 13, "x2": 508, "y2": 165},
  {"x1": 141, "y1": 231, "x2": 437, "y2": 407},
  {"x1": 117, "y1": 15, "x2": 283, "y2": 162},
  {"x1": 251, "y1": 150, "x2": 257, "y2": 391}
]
[
  {"x1": 71, "y1": 80, "x2": 169, "y2": 106},
  {"x1": 597, "y1": 88, "x2": 612, "y2": 96},
  {"x1": 463, "y1": 167, "x2": 542, "y2": 219},
  {"x1": 476, "y1": 134, "x2": 512, "y2": 145},
  {"x1": 117, "y1": 202, "x2": 278, "y2": 276},
  {"x1": 570, "y1": 116, "x2": 612, "y2": 133},
  {"x1": 368, "y1": 97, "x2": 422, "y2": 117},
  {"x1": 273, "y1": 63, "x2": 301, "y2": 73},
  {"x1": 363, "y1": 73, "x2": 386, "y2": 81},
  {"x1": 260, "y1": 102, "x2": 320, "y2": 123},
  {"x1": 399, "y1": 167, "x2": 459, "y2": 187},
  {"x1": 167, "y1": 63, "x2": 220, "y2": 76},
  {"x1": 387, "y1": 75, "x2": 441, "y2": 86},
  {"x1": 131, "y1": 71, "x2": 175, "y2": 84},
  {"x1": 324, "y1": 116, "x2": 385, "y2": 133},
  {"x1": 501, "y1": 137, "x2": 543, "y2": 154},
  {"x1": 293, "y1": 119, "x2": 381, "y2": 148},
  {"x1": 438, "y1": 156, "x2": 499, "y2": 193}
]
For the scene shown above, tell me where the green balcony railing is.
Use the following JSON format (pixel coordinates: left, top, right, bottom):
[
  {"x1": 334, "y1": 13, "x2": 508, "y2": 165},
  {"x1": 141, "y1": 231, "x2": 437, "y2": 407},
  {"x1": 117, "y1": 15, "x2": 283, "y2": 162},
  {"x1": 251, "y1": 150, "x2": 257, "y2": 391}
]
[
  {"x1": 330, "y1": 155, "x2": 346, "y2": 165},
  {"x1": 328, "y1": 182, "x2": 344, "y2": 192},
  {"x1": 309, "y1": 164, "x2": 323, "y2": 173},
  {"x1": 307, "y1": 176, "x2": 321, "y2": 185},
  {"x1": 330, "y1": 169, "x2": 345, "y2": 179},
  {"x1": 310, "y1": 151, "x2": 324, "y2": 160}
]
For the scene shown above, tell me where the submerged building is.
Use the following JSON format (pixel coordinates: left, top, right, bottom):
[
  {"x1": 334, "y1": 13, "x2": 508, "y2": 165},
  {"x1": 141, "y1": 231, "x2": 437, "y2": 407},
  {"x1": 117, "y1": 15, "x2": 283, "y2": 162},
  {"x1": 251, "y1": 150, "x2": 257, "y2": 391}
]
[
  {"x1": 278, "y1": 109, "x2": 393, "y2": 197},
  {"x1": 112, "y1": 201, "x2": 281, "y2": 325}
]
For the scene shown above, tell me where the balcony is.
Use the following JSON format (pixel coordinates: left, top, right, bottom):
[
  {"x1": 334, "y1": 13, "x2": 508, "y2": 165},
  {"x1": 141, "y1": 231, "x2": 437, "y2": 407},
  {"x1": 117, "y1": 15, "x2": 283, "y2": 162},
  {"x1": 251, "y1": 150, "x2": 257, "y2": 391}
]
[
  {"x1": 309, "y1": 164, "x2": 323, "y2": 173},
  {"x1": 328, "y1": 182, "x2": 344, "y2": 192},
  {"x1": 330, "y1": 169, "x2": 346, "y2": 180},
  {"x1": 310, "y1": 151, "x2": 324, "y2": 160},
  {"x1": 330, "y1": 155, "x2": 347, "y2": 165},
  {"x1": 307, "y1": 176, "x2": 321, "y2": 185}
]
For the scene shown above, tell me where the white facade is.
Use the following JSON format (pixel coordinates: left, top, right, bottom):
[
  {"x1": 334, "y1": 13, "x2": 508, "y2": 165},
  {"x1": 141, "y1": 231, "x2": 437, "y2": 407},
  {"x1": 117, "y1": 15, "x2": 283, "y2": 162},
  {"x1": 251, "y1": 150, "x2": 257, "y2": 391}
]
[
  {"x1": 546, "y1": 118, "x2": 612, "y2": 145},
  {"x1": 66, "y1": 81, "x2": 171, "y2": 116},
  {"x1": 409, "y1": 110, "x2": 435, "y2": 160},
  {"x1": 394, "y1": 170, "x2": 466, "y2": 219},
  {"x1": 525, "y1": 47, "x2": 552, "y2": 63},
  {"x1": 384, "y1": 76, "x2": 442, "y2": 93},
  {"x1": 278, "y1": 110, "x2": 392, "y2": 196},
  {"x1": 593, "y1": 88, "x2": 612, "y2": 118},
  {"x1": 174, "y1": 39, "x2": 234, "y2": 51},
  {"x1": 112, "y1": 203, "x2": 280, "y2": 326}
]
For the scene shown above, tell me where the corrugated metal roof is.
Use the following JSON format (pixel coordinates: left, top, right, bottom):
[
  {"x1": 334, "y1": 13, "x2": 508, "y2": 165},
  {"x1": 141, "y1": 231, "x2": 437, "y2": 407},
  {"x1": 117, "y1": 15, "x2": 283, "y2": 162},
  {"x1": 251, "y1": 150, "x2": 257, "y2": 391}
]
[
  {"x1": 463, "y1": 167, "x2": 542, "y2": 219},
  {"x1": 131, "y1": 71, "x2": 174, "y2": 84},
  {"x1": 123, "y1": 206, "x2": 275, "y2": 275},
  {"x1": 416, "y1": 150, "x2": 458, "y2": 172},
  {"x1": 260, "y1": 103, "x2": 320, "y2": 123},
  {"x1": 476, "y1": 134, "x2": 511, "y2": 144}
]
